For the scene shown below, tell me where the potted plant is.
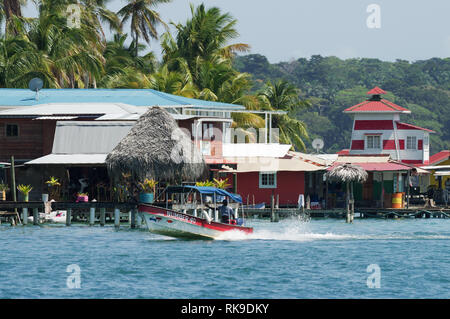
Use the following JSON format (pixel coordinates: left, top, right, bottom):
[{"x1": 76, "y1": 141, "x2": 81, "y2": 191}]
[
  {"x1": 45, "y1": 176, "x2": 61, "y2": 201},
  {"x1": 0, "y1": 183, "x2": 9, "y2": 201},
  {"x1": 76, "y1": 192, "x2": 89, "y2": 202},
  {"x1": 17, "y1": 184, "x2": 33, "y2": 202},
  {"x1": 138, "y1": 178, "x2": 158, "y2": 203}
]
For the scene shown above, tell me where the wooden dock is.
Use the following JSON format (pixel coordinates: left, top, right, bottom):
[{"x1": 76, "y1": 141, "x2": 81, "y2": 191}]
[
  {"x1": 242, "y1": 207, "x2": 450, "y2": 220},
  {"x1": 0, "y1": 201, "x2": 449, "y2": 227}
]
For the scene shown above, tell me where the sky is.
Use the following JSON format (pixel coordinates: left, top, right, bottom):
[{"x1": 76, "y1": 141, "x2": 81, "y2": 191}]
[{"x1": 23, "y1": 0, "x2": 450, "y2": 63}]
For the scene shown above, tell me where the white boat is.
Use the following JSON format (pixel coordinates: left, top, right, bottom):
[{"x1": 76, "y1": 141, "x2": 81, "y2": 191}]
[{"x1": 139, "y1": 186, "x2": 253, "y2": 240}]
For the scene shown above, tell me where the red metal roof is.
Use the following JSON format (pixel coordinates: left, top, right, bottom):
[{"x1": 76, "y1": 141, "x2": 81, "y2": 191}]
[
  {"x1": 328, "y1": 162, "x2": 413, "y2": 172},
  {"x1": 344, "y1": 99, "x2": 410, "y2": 113},
  {"x1": 205, "y1": 158, "x2": 236, "y2": 165},
  {"x1": 367, "y1": 86, "x2": 387, "y2": 95},
  {"x1": 337, "y1": 149, "x2": 350, "y2": 155},
  {"x1": 429, "y1": 150, "x2": 450, "y2": 165},
  {"x1": 396, "y1": 122, "x2": 435, "y2": 133}
]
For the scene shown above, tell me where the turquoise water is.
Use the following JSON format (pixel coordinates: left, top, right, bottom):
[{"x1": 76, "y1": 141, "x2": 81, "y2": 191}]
[{"x1": 1, "y1": 218, "x2": 449, "y2": 299}]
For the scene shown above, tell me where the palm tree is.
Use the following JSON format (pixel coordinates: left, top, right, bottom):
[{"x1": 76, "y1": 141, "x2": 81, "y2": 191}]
[
  {"x1": 117, "y1": 0, "x2": 171, "y2": 58},
  {"x1": 258, "y1": 80, "x2": 311, "y2": 150},
  {"x1": 165, "y1": 4, "x2": 249, "y2": 67},
  {"x1": 3, "y1": 0, "x2": 23, "y2": 35}
]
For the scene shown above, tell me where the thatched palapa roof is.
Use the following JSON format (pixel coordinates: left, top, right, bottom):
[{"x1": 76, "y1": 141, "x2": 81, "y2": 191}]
[
  {"x1": 326, "y1": 163, "x2": 368, "y2": 183},
  {"x1": 106, "y1": 107, "x2": 206, "y2": 182}
]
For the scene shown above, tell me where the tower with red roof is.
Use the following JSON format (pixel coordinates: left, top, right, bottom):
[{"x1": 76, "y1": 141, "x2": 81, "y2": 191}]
[{"x1": 344, "y1": 87, "x2": 434, "y2": 165}]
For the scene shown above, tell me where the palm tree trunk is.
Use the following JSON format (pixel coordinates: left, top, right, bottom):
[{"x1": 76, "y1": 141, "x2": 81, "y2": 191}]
[
  {"x1": 135, "y1": 30, "x2": 139, "y2": 57},
  {"x1": 3, "y1": 0, "x2": 23, "y2": 36}
]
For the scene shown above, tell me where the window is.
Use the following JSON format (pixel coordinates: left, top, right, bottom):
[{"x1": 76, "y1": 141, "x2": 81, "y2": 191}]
[
  {"x1": 407, "y1": 136, "x2": 417, "y2": 150},
  {"x1": 366, "y1": 135, "x2": 381, "y2": 149},
  {"x1": 6, "y1": 124, "x2": 18, "y2": 137},
  {"x1": 259, "y1": 172, "x2": 277, "y2": 188}
]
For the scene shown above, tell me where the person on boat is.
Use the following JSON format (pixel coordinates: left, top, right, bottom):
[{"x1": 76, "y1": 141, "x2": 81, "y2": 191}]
[{"x1": 219, "y1": 199, "x2": 236, "y2": 224}]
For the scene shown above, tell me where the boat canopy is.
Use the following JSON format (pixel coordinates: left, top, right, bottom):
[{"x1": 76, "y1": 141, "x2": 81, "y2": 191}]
[{"x1": 166, "y1": 185, "x2": 243, "y2": 204}]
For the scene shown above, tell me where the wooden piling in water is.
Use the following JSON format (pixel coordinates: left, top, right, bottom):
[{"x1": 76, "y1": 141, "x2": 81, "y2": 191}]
[
  {"x1": 33, "y1": 208, "x2": 39, "y2": 225},
  {"x1": 100, "y1": 208, "x2": 106, "y2": 226},
  {"x1": 22, "y1": 208, "x2": 28, "y2": 225},
  {"x1": 114, "y1": 208, "x2": 120, "y2": 228},
  {"x1": 130, "y1": 209, "x2": 137, "y2": 229},
  {"x1": 89, "y1": 207, "x2": 95, "y2": 226},
  {"x1": 66, "y1": 209, "x2": 72, "y2": 226}
]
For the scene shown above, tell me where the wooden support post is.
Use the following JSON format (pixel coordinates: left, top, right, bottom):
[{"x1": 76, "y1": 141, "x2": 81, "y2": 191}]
[
  {"x1": 10, "y1": 156, "x2": 17, "y2": 213},
  {"x1": 33, "y1": 208, "x2": 39, "y2": 225},
  {"x1": 270, "y1": 193, "x2": 275, "y2": 222},
  {"x1": 346, "y1": 182, "x2": 351, "y2": 223},
  {"x1": 130, "y1": 209, "x2": 137, "y2": 229},
  {"x1": 350, "y1": 182, "x2": 355, "y2": 223},
  {"x1": 406, "y1": 170, "x2": 411, "y2": 209},
  {"x1": 89, "y1": 207, "x2": 95, "y2": 226},
  {"x1": 22, "y1": 208, "x2": 28, "y2": 225},
  {"x1": 114, "y1": 208, "x2": 120, "y2": 228},
  {"x1": 100, "y1": 208, "x2": 106, "y2": 227},
  {"x1": 66, "y1": 208, "x2": 72, "y2": 226},
  {"x1": 381, "y1": 173, "x2": 385, "y2": 209}
]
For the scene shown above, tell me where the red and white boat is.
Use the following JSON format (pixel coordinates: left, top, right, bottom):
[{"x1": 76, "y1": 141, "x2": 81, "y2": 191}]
[{"x1": 138, "y1": 186, "x2": 253, "y2": 240}]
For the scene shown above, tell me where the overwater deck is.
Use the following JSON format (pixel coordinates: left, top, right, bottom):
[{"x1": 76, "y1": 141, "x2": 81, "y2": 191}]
[{"x1": 1, "y1": 201, "x2": 449, "y2": 226}]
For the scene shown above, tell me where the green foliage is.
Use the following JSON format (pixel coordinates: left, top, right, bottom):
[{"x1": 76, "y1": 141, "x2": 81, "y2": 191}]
[
  {"x1": 235, "y1": 54, "x2": 450, "y2": 154},
  {"x1": 17, "y1": 184, "x2": 32, "y2": 195}
]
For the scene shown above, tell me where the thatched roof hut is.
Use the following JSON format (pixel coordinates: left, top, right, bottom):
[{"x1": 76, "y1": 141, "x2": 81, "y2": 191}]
[
  {"x1": 326, "y1": 163, "x2": 368, "y2": 223},
  {"x1": 325, "y1": 163, "x2": 368, "y2": 183},
  {"x1": 106, "y1": 107, "x2": 207, "y2": 183}
]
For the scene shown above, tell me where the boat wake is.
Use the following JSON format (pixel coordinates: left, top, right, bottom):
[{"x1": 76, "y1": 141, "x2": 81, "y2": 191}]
[{"x1": 214, "y1": 222, "x2": 450, "y2": 242}]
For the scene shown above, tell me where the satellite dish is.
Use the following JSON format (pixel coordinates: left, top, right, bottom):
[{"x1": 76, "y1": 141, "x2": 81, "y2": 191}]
[
  {"x1": 312, "y1": 138, "x2": 324, "y2": 153},
  {"x1": 28, "y1": 78, "x2": 43, "y2": 101}
]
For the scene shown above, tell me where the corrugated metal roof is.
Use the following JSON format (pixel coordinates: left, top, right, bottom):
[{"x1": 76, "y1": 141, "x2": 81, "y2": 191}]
[
  {"x1": 0, "y1": 88, "x2": 245, "y2": 110},
  {"x1": 337, "y1": 155, "x2": 391, "y2": 163},
  {"x1": 429, "y1": 150, "x2": 450, "y2": 165},
  {"x1": 344, "y1": 99, "x2": 410, "y2": 113},
  {"x1": 0, "y1": 102, "x2": 144, "y2": 117},
  {"x1": 367, "y1": 87, "x2": 387, "y2": 95},
  {"x1": 232, "y1": 158, "x2": 325, "y2": 172},
  {"x1": 396, "y1": 122, "x2": 435, "y2": 133},
  {"x1": 26, "y1": 154, "x2": 107, "y2": 165},
  {"x1": 52, "y1": 121, "x2": 134, "y2": 154}
]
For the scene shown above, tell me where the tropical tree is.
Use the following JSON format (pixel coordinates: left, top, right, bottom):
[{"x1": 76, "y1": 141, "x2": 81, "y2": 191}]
[
  {"x1": 258, "y1": 80, "x2": 311, "y2": 150},
  {"x1": 163, "y1": 4, "x2": 249, "y2": 69},
  {"x1": 3, "y1": 0, "x2": 24, "y2": 35},
  {"x1": 117, "y1": 0, "x2": 171, "y2": 58}
]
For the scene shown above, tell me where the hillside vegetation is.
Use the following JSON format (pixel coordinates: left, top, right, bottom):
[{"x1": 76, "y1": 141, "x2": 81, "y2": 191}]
[{"x1": 234, "y1": 54, "x2": 450, "y2": 154}]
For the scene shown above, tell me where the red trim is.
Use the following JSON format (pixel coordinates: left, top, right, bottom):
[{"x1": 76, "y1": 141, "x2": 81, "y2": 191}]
[
  {"x1": 351, "y1": 140, "x2": 365, "y2": 150},
  {"x1": 401, "y1": 160, "x2": 423, "y2": 164},
  {"x1": 383, "y1": 140, "x2": 396, "y2": 150},
  {"x1": 399, "y1": 140, "x2": 405, "y2": 150},
  {"x1": 396, "y1": 122, "x2": 435, "y2": 133},
  {"x1": 418, "y1": 140, "x2": 423, "y2": 150},
  {"x1": 354, "y1": 120, "x2": 393, "y2": 130}
]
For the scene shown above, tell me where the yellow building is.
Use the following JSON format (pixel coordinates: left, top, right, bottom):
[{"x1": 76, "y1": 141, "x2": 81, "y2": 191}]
[{"x1": 426, "y1": 151, "x2": 450, "y2": 190}]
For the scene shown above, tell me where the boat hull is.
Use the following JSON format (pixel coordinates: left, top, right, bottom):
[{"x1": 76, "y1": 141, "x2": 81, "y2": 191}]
[{"x1": 138, "y1": 204, "x2": 253, "y2": 240}]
